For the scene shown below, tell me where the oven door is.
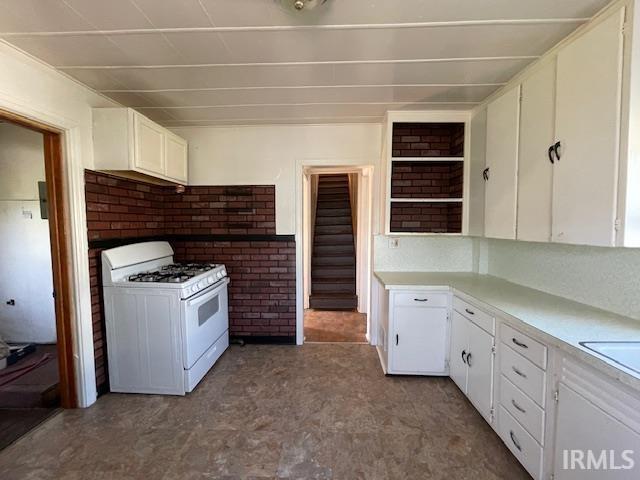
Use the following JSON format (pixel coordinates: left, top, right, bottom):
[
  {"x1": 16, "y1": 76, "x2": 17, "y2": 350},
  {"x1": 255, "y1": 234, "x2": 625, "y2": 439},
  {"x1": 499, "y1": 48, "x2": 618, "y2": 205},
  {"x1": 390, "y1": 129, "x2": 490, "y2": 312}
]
[{"x1": 181, "y1": 278, "x2": 229, "y2": 369}]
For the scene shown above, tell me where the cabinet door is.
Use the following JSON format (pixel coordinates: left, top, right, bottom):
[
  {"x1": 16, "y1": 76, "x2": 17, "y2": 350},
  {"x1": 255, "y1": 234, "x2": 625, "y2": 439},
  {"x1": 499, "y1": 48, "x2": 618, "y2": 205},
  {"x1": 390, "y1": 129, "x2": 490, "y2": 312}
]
[
  {"x1": 485, "y1": 86, "x2": 521, "y2": 239},
  {"x1": 133, "y1": 113, "x2": 165, "y2": 175},
  {"x1": 449, "y1": 311, "x2": 469, "y2": 392},
  {"x1": 466, "y1": 321, "x2": 494, "y2": 421},
  {"x1": 554, "y1": 383, "x2": 640, "y2": 479},
  {"x1": 392, "y1": 306, "x2": 448, "y2": 374},
  {"x1": 165, "y1": 133, "x2": 188, "y2": 183},
  {"x1": 552, "y1": 10, "x2": 624, "y2": 247},
  {"x1": 517, "y1": 60, "x2": 556, "y2": 242}
]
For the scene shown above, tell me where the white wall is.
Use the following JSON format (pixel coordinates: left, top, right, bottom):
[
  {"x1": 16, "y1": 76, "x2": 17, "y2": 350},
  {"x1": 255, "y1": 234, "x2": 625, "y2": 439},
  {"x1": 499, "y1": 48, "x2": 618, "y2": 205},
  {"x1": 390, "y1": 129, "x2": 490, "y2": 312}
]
[
  {"x1": 0, "y1": 41, "x2": 118, "y2": 406},
  {"x1": 0, "y1": 123, "x2": 56, "y2": 343},
  {"x1": 485, "y1": 239, "x2": 640, "y2": 321},
  {"x1": 173, "y1": 123, "x2": 383, "y2": 234}
]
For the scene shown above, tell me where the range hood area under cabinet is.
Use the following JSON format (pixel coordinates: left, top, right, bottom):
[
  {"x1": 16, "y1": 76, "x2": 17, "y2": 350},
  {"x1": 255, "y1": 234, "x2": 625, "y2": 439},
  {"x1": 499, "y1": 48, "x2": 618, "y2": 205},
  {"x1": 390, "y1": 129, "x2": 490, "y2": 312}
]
[{"x1": 92, "y1": 108, "x2": 188, "y2": 185}]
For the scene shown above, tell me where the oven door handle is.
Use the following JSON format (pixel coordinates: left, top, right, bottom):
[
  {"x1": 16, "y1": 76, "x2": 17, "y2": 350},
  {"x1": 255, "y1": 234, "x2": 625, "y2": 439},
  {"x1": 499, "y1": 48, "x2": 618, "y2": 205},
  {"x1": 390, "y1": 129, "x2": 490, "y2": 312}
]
[{"x1": 185, "y1": 277, "x2": 229, "y2": 307}]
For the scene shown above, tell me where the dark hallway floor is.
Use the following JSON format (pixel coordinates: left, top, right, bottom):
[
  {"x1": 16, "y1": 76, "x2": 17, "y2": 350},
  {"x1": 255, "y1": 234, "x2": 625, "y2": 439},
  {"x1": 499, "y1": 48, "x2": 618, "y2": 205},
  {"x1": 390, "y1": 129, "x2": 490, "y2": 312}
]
[
  {"x1": 0, "y1": 344, "x2": 60, "y2": 450},
  {"x1": 0, "y1": 344, "x2": 530, "y2": 479}
]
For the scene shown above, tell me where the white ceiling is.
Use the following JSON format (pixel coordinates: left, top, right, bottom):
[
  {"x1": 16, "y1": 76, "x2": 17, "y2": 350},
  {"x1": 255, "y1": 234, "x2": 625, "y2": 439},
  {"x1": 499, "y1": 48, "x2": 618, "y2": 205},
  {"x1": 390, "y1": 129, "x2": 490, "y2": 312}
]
[{"x1": 0, "y1": 0, "x2": 611, "y2": 126}]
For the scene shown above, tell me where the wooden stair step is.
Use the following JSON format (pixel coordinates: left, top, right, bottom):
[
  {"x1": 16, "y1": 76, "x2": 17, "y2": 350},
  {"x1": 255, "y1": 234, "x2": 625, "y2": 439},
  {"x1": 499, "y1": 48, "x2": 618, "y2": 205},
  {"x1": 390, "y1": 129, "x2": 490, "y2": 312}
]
[
  {"x1": 314, "y1": 234, "x2": 353, "y2": 245},
  {"x1": 312, "y1": 255, "x2": 355, "y2": 266},
  {"x1": 315, "y1": 208, "x2": 351, "y2": 217},
  {"x1": 313, "y1": 244, "x2": 355, "y2": 255},
  {"x1": 317, "y1": 187, "x2": 349, "y2": 195},
  {"x1": 312, "y1": 267, "x2": 355, "y2": 279},
  {"x1": 309, "y1": 294, "x2": 357, "y2": 310},
  {"x1": 315, "y1": 215, "x2": 352, "y2": 226},
  {"x1": 315, "y1": 224, "x2": 352, "y2": 234}
]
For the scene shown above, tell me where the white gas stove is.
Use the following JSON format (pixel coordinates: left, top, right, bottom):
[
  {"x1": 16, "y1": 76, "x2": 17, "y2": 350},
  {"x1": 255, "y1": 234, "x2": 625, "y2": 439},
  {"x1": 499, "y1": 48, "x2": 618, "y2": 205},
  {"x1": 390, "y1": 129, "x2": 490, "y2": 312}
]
[{"x1": 102, "y1": 241, "x2": 229, "y2": 395}]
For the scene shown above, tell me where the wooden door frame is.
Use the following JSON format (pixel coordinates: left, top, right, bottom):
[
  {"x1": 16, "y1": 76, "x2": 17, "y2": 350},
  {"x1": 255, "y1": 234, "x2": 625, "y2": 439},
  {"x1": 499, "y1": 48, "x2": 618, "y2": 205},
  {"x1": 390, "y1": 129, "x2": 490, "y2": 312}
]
[{"x1": 0, "y1": 109, "x2": 77, "y2": 408}]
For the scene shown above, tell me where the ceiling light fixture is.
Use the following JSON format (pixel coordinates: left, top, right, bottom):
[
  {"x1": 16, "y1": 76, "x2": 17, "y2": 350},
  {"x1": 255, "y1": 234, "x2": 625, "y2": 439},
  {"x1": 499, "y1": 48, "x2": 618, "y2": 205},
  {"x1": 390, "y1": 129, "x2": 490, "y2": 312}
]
[{"x1": 290, "y1": 0, "x2": 328, "y2": 11}]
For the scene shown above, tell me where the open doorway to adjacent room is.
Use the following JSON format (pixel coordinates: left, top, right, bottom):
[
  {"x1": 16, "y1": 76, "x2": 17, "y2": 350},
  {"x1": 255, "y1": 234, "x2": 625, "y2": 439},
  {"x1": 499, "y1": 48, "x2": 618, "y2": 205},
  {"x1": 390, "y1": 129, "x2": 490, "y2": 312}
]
[
  {"x1": 302, "y1": 166, "x2": 373, "y2": 343},
  {"x1": 0, "y1": 113, "x2": 76, "y2": 450}
]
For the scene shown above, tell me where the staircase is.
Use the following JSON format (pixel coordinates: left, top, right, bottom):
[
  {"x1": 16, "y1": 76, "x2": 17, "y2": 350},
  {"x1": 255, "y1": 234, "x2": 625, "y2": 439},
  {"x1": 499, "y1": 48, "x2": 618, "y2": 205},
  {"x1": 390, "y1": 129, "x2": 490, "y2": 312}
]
[{"x1": 309, "y1": 174, "x2": 358, "y2": 310}]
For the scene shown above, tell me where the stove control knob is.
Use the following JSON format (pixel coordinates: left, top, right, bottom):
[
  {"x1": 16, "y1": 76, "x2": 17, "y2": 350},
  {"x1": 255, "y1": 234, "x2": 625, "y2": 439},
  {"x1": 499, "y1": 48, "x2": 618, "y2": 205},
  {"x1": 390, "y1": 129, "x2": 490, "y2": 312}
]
[
  {"x1": 191, "y1": 286, "x2": 198, "y2": 294},
  {"x1": 207, "y1": 276, "x2": 214, "y2": 284},
  {"x1": 198, "y1": 280, "x2": 206, "y2": 289},
  {"x1": 216, "y1": 271, "x2": 223, "y2": 279}
]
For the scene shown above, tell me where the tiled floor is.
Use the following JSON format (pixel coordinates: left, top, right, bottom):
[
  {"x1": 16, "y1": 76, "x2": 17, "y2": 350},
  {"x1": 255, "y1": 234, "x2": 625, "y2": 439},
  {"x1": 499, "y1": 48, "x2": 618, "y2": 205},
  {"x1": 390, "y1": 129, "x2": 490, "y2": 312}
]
[
  {"x1": 0, "y1": 344, "x2": 530, "y2": 479},
  {"x1": 304, "y1": 309, "x2": 367, "y2": 343}
]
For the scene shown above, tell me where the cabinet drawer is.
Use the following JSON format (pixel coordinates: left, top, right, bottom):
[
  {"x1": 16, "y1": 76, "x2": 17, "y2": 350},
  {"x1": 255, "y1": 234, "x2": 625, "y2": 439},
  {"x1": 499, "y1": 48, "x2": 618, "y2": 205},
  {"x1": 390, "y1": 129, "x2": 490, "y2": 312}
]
[
  {"x1": 393, "y1": 292, "x2": 448, "y2": 308},
  {"x1": 453, "y1": 296, "x2": 495, "y2": 335},
  {"x1": 500, "y1": 375, "x2": 545, "y2": 445},
  {"x1": 500, "y1": 323, "x2": 547, "y2": 370},
  {"x1": 499, "y1": 406, "x2": 543, "y2": 480},
  {"x1": 500, "y1": 344, "x2": 546, "y2": 407}
]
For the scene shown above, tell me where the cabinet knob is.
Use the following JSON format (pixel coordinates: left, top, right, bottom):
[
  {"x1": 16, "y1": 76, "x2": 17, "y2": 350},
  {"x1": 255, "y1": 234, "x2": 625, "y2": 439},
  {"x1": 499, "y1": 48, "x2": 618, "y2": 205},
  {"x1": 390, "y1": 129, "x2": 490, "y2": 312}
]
[
  {"x1": 509, "y1": 431, "x2": 522, "y2": 452},
  {"x1": 512, "y1": 337, "x2": 528, "y2": 349},
  {"x1": 512, "y1": 366, "x2": 527, "y2": 378},
  {"x1": 461, "y1": 350, "x2": 467, "y2": 364},
  {"x1": 466, "y1": 352, "x2": 473, "y2": 367}
]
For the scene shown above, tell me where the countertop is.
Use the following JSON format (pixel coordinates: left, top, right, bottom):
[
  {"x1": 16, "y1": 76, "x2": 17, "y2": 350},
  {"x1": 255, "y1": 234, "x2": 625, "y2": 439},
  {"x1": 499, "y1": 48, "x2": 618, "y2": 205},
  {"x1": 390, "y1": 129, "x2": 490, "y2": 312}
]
[{"x1": 374, "y1": 271, "x2": 640, "y2": 392}]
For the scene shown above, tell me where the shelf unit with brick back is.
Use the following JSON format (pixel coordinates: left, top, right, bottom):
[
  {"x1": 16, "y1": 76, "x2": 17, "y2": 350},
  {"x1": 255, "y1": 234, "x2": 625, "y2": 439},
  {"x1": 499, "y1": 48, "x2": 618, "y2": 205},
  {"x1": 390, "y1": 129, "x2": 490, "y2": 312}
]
[{"x1": 384, "y1": 111, "x2": 470, "y2": 236}]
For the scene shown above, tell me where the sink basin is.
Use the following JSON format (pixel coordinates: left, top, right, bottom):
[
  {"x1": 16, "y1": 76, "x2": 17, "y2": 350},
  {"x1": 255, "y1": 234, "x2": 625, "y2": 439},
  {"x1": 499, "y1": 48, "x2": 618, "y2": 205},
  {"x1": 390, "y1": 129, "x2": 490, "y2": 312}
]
[{"x1": 580, "y1": 341, "x2": 640, "y2": 374}]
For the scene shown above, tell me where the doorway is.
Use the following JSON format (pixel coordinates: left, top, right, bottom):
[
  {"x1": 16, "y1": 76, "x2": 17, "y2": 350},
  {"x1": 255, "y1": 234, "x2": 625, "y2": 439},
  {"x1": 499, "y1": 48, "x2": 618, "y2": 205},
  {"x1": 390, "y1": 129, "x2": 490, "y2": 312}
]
[
  {"x1": 0, "y1": 113, "x2": 76, "y2": 450},
  {"x1": 301, "y1": 166, "x2": 373, "y2": 344}
]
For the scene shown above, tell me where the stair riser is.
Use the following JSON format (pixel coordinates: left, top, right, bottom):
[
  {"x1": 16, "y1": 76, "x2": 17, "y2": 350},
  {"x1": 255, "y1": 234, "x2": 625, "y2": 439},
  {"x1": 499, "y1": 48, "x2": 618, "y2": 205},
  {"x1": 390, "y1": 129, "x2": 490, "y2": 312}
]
[
  {"x1": 315, "y1": 225, "x2": 352, "y2": 235},
  {"x1": 314, "y1": 234, "x2": 353, "y2": 245},
  {"x1": 312, "y1": 283, "x2": 355, "y2": 293},
  {"x1": 315, "y1": 216, "x2": 352, "y2": 226},
  {"x1": 313, "y1": 256, "x2": 355, "y2": 266},
  {"x1": 312, "y1": 268, "x2": 355, "y2": 278},
  {"x1": 317, "y1": 202, "x2": 350, "y2": 209},
  {"x1": 313, "y1": 245, "x2": 355, "y2": 255},
  {"x1": 318, "y1": 188, "x2": 349, "y2": 196},
  {"x1": 309, "y1": 298, "x2": 358, "y2": 310}
]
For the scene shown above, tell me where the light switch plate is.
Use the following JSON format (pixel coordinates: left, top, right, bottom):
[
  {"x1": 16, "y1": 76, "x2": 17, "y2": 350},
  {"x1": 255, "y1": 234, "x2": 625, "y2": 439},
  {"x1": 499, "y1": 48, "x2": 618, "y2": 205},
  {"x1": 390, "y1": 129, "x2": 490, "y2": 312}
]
[{"x1": 389, "y1": 238, "x2": 399, "y2": 249}]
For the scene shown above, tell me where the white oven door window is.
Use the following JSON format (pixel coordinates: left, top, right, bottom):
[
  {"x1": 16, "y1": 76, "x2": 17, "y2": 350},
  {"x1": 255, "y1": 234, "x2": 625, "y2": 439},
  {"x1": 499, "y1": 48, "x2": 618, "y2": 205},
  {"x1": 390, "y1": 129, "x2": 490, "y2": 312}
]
[{"x1": 181, "y1": 281, "x2": 229, "y2": 369}]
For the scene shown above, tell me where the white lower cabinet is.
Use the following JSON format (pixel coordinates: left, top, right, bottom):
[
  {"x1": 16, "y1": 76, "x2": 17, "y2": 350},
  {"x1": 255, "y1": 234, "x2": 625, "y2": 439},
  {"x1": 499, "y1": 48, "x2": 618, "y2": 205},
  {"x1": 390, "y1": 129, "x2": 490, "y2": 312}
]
[
  {"x1": 385, "y1": 290, "x2": 450, "y2": 375},
  {"x1": 553, "y1": 355, "x2": 640, "y2": 480},
  {"x1": 450, "y1": 302, "x2": 496, "y2": 423}
]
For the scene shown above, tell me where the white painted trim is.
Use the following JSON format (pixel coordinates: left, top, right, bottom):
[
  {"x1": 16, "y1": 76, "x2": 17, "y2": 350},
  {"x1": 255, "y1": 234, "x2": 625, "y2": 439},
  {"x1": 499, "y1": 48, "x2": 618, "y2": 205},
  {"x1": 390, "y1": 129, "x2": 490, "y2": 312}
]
[
  {"x1": 1, "y1": 18, "x2": 589, "y2": 38},
  {"x1": 59, "y1": 56, "x2": 540, "y2": 70},
  {"x1": 295, "y1": 161, "x2": 375, "y2": 346},
  {"x1": 0, "y1": 94, "x2": 97, "y2": 408}
]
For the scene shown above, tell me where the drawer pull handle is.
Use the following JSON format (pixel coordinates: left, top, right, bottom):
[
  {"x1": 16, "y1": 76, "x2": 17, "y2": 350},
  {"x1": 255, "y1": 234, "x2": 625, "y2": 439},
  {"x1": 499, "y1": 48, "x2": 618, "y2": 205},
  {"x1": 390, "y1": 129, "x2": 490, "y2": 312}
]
[
  {"x1": 461, "y1": 350, "x2": 467, "y2": 364},
  {"x1": 510, "y1": 431, "x2": 522, "y2": 452},
  {"x1": 466, "y1": 353, "x2": 473, "y2": 367},
  {"x1": 465, "y1": 308, "x2": 475, "y2": 315},
  {"x1": 511, "y1": 399, "x2": 526, "y2": 414},
  {"x1": 512, "y1": 366, "x2": 527, "y2": 379},
  {"x1": 396, "y1": 334, "x2": 399, "y2": 346},
  {"x1": 414, "y1": 298, "x2": 429, "y2": 302},
  {"x1": 512, "y1": 337, "x2": 528, "y2": 349}
]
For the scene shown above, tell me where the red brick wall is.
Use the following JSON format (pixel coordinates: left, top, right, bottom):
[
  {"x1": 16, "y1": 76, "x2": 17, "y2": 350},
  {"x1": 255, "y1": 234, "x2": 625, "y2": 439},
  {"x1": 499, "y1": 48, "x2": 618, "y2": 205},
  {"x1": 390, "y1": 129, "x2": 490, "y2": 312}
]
[
  {"x1": 391, "y1": 161, "x2": 464, "y2": 199},
  {"x1": 85, "y1": 170, "x2": 293, "y2": 393},
  {"x1": 172, "y1": 240, "x2": 296, "y2": 339},
  {"x1": 391, "y1": 122, "x2": 465, "y2": 157},
  {"x1": 390, "y1": 202, "x2": 462, "y2": 233}
]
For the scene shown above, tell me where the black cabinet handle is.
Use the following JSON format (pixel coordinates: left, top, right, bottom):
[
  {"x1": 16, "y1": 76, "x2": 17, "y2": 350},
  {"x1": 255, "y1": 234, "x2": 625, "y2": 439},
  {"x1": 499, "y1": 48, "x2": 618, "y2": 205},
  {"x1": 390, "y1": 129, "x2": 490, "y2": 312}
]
[
  {"x1": 511, "y1": 399, "x2": 526, "y2": 414},
  {"x1": 512, "y1": 366, "x2": 527, "y2": 378},
  {"x1": 466, "y1": 353, "x2": 473, "y2": 367},
  {"x1": 482, "y1": 167, "x2": 490, "y2": 181},
  {"x1": 548, "y1": 145, "x2": 555, "y2": 164},
  {"x1": 461, "y1": 350, "x2": 467, "y2": 364},
  {"x1": 553, "y1": 141, "x2": 562, "y2": 161},
  {"x1": 396, "y1": 334, "x2": 399, "y2": 346},
  {"x1": 510, "y1": 431, "x2": 522, "y2": 452},
  {"x1": 465, "y1": 308, "x2": 475, "y2": 316},
  {"x1": 414, "y1": 298, "x2": 428, "y2": 302},
  {"x1": 512, "y1": 337, "x2": 528, "y2": 349}
]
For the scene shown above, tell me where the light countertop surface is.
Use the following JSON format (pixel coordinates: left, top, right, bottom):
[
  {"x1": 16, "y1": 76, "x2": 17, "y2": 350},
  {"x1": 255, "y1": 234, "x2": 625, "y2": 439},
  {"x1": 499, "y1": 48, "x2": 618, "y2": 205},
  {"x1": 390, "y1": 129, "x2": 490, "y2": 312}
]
[{"x1": 374, "y1": 271, "x2": 640, "y2": 392}]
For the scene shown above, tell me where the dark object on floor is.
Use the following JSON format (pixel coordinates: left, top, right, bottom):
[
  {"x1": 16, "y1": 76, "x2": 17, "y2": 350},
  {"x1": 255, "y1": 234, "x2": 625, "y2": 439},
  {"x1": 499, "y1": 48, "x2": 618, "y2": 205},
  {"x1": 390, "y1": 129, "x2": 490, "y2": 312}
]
[
  {"x1": 6, "y1": 343, "x2": 36, "y2": 366},
  {"x1": 0, "y1": 408, "x2": 59, "y2": 450}
]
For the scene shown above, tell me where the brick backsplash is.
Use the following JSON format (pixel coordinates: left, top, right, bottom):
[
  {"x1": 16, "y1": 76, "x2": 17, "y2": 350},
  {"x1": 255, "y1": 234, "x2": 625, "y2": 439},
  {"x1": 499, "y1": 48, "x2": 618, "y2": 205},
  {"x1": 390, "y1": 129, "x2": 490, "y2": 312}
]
[
  {"x1": 391, "y1": 122, "x2": 465, "y2": 157},
  {"x1": 172, "y1": 240, "x2": 296, "y2": 339},
  {"x1": 85, "y1": 170, "x2": 292, "y2": 393}
]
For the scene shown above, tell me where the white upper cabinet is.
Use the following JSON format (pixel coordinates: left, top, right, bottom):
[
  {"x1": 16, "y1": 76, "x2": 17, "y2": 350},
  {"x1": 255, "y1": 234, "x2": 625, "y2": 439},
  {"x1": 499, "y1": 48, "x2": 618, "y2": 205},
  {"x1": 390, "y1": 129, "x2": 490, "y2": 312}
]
[
  {"x1": 552, "y1": 9, "x2": 625, "y2": 247},
  {"x1": 133, "y1": 113, "x2": 166, "y2": 176},
  {"x1": 484, "y1": 86, "x2": 521, "y2": 240},
  {"x1": 165, "y1": 132, "x2": 189, "y2": 183},
  {"x1": 93, "y1": 108, "x2": 188, "y2": 184},
  {"x1": 517, "y1": 60, "x2": 556, "y2": 243}
]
